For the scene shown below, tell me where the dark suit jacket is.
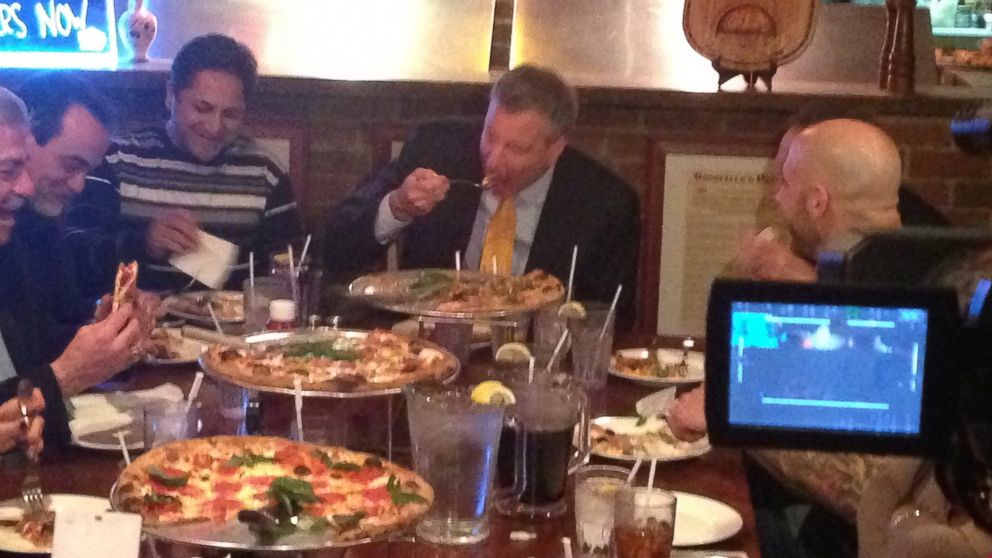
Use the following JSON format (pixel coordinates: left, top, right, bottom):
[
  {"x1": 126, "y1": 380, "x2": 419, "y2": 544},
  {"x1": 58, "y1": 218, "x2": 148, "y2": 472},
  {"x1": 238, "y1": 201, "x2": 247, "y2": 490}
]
[
  {"x1": 325, "y1": 120, "x2": 641, "y2": 328},
  {"x1": 0, "y1": 241, "x2": 72, "y2": 452}
]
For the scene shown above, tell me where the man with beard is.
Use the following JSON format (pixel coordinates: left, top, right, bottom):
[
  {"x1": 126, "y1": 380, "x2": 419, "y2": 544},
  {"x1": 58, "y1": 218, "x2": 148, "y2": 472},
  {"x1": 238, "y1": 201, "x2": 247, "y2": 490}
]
[
  {"x1": 323, "y1": 65, "x2": 640, "y2": 327},
  {"x1": 0, "y1": 86, "x2": 145, "y2": 452},
  {"x1": 668, "y1": 119, "x2": 903, "y2": 557},
  {"x1": 65, "y1": 34, "x2": 301, "y2": 295}
]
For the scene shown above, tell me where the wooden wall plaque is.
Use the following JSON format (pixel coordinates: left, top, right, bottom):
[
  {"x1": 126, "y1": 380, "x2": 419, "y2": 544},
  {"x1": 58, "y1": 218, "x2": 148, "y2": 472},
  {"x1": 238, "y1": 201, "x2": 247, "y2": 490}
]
[{"x1": 683, "y1": 0, "x2": 820, "y2": 90}]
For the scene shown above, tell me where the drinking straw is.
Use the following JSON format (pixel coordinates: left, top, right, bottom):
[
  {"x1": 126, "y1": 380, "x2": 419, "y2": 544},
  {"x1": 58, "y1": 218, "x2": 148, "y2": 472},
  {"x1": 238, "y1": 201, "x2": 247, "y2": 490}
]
[
  {"x1": 207, "y1": 302, "x2": 224, "y2": 334},
  {"x1": 561, "y1": 537, "x2": 573, "y2": 558},
  {"x1": 626, "y1": 458, "x2": 643, "y2": 485},
  {"x1": 566, "y1": 245, "x2": 578, "y2": 302},
  {"x1": 545, "y1": 329, "x2": 570, "y2": 373},
  {"x1": 528, "y1": 356, "x2": 536, "y2": 384},
  {"x1": 288, "y1": 245, "x2": 299, "y2": 304},
  {"x1": 293, "y1": 378, "x2": 304, "y2": 442},
  {"x1": 248, "y1": 254, "x2": 255, "y2": 294},
  {"x1": 455, "y1": 250, "x2": 462, "y2": 272},
  {"x1": 647, "y1": 459, "x2": 658, "y2": 488},
  {"x1": 597, "y1": 285, "x2": 623, "y2": 343},
  {"x1": 682, "y1": 336, "x2": 695, "y2": 364},
  {"x1": 184, "y1": 371, "x2": 204, "y2": 414},
  {"x1": 492, "y1": 255, "x2": 498, "y2": 275},
  {"x1": 297, "y1": 235, "x2": 312, "y2": 278},
  {"x1": 116, "y1": 431, "x2": 131, "y2": 465}
]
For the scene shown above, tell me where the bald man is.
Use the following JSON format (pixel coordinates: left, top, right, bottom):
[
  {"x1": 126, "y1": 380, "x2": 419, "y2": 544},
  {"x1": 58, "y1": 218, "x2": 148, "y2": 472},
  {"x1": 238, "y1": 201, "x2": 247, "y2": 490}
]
[
  {"x1": 670, "y1": 120, "x2": 900, "y2": 537},
  {"x1": 734, "y1": 118, "x2": 903, "y2": 282}
]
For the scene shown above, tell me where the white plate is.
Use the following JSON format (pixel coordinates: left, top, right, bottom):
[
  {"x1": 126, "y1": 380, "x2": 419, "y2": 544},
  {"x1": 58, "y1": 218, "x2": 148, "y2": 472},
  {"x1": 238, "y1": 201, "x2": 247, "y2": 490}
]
[
  {"x1": 590, "y1": 416, "x2": 711, "y2": 462},
  {"x1": 144, "y1": 328, "x2": 206, "y2": 366},
  {"x1": 163, "y1": 291, "x2": 244, "y2": 324},
  {"x1": 0, "y1": 494, "x2": 110, "y2": 554},
  {"x1": 610, "y1": 349, "x2": 705, "y2": 387},
  {"x1": 672, "y1": 490, "x2": 744, "y2": 546},
  {"x1": 72, "y1": 421, "x2": 144, "y2": 451}
]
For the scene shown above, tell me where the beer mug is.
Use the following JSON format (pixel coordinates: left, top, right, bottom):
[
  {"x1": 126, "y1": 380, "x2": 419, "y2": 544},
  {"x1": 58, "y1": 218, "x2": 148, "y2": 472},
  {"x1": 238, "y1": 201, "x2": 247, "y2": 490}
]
[{"x1": 495, "y1": 374, "x2": 590, "y2": 518}]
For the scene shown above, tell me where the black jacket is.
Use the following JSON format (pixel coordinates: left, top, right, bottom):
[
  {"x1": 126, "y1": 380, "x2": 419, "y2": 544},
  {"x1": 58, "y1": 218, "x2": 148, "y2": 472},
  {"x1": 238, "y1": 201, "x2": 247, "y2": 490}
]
[
  {"x1": 324, "y1": 120, "x2": 641, "y2": 328},
  {"x1": 0, "y1": 236, "x2": 73, "y2": 452}
]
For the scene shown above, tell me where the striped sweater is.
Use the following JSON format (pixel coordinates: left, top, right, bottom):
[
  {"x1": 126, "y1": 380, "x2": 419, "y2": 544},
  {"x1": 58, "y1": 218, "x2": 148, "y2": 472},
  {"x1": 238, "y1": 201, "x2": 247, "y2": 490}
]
[{"x1": 65, "y1": 126, "x2": 301, "y2": 296}]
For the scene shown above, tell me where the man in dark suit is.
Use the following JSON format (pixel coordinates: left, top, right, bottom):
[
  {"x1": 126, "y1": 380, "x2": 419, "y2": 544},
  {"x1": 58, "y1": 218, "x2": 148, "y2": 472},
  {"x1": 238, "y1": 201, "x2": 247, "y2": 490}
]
[{"x1": 324, "y1": 65, "x2": 640, "y2": 327}]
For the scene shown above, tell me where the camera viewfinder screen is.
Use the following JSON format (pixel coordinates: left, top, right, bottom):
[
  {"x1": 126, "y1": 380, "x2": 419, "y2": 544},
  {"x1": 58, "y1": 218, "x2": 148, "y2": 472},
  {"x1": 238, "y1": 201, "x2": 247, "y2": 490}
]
[{"x1": 728, "y1": 302, "x2": 928, "y2": 436}]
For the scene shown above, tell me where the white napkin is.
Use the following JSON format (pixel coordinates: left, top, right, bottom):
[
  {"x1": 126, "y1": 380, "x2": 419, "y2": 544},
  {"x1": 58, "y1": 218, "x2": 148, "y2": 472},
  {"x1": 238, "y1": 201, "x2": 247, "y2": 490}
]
[
  {"x1": 169, "y1": 231, "x2": 239, "y2": 290},
  {"x1": 69, "y1": 384, "x2": 186, "y2": 438},
  {"x1": 636, "y1": 387, "x2": 677, "y2": 417}
]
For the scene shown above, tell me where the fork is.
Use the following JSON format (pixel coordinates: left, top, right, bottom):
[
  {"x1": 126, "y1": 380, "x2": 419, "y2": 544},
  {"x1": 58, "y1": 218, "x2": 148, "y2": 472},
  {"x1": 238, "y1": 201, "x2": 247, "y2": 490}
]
[
  {"x1": 16, "y1": 379, "x2": 45, "y2": 516},
  {"x1": 449, "y1": 176, "x2": 493, "y2": 189}
]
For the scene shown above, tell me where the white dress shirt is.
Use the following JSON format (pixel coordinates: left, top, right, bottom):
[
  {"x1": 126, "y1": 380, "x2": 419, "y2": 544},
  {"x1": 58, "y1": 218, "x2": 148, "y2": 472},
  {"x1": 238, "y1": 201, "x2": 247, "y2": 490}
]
[{"x1": 374, "y1": 166, "x2": 556, "y2": 276}]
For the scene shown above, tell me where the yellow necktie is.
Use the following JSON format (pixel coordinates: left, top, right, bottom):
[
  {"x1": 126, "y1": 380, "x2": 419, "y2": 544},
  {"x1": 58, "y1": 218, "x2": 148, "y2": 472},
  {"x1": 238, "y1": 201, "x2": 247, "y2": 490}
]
[{"x1": 479, "y1": 196, "x2": 516, "y2": 276}]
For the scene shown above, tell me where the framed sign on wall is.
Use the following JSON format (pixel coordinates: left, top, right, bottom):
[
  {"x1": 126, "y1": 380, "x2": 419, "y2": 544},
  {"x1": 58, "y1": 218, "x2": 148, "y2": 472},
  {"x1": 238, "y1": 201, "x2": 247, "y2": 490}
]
[
  {"x1": 640, "y1": 141, "x2": 778, "y2": 338},
  {"x1": 0, "y1": 0, "x2": 118, "y2": 69}
]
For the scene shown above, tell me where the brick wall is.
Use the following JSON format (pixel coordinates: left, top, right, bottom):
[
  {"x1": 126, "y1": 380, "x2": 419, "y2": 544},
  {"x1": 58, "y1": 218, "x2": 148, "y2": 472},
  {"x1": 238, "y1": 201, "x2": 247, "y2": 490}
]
[{"x1": 100, "y1": 79, "x2": 989, "y2": 238}]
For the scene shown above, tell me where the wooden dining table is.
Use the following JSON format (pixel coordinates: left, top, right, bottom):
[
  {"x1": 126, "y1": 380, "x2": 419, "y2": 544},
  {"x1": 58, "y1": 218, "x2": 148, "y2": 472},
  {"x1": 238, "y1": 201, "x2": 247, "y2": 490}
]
[{"x1": 0, "y1": 336, "x2": 762, "y2": 558}]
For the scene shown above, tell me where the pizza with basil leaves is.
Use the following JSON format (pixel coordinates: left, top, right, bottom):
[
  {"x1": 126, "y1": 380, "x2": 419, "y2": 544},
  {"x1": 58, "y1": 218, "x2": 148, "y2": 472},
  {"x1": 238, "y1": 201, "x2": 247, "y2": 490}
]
[
  {"x1": 202, "y1": 330, "x2": 457, "y2": 393},
  {"x1": 115, "y1": 436, "x2": 433, "y2": 542}
]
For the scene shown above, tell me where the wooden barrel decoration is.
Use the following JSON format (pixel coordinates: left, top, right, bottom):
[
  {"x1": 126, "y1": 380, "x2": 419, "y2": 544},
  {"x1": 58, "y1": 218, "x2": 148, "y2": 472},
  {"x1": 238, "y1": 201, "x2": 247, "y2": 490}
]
[{"x1": 683, "y1": 0, "x2": 820, "y2": 91}]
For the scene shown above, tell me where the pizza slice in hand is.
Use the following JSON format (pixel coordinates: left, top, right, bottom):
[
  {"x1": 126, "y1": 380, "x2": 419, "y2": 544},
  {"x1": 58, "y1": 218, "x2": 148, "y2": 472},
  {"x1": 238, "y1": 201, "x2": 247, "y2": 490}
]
[{"x1": 112, "y1": 261, "x2": 139, "y2": 312}]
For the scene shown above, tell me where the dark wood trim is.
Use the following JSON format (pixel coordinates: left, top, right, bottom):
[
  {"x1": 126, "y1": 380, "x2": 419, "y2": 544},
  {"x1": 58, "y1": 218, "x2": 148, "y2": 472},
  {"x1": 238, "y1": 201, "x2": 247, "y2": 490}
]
[
  {"x1": 886, "y1": 0, "x2": 916, "y2": 96},
  {"x1": 639, "y1": 138, "x2": 778, "y2": 337},
  {"x1": 245, "y1": 119, "x2": 310, "y2": 211}
]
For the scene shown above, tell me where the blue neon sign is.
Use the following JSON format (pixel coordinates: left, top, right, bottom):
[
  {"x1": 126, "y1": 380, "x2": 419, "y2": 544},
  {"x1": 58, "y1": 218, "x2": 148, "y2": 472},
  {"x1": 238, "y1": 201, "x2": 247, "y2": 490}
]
[{"x1": 0, "y1": 1, "x2": 117, "y2": 69}]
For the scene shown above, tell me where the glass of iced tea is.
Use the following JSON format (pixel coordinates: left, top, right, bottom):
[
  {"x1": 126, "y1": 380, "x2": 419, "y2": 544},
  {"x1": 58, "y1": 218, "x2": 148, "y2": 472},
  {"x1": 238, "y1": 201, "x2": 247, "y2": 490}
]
[{"x1": 613, "y1": 487, "x2": 676, "y2": 558}]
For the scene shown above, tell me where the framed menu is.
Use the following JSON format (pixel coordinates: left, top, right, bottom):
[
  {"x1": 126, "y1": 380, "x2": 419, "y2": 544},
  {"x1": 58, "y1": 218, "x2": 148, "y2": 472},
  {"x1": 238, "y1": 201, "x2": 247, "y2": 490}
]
[{"x1": 641, "y1": 141, "x2": 777, "y2": 337}]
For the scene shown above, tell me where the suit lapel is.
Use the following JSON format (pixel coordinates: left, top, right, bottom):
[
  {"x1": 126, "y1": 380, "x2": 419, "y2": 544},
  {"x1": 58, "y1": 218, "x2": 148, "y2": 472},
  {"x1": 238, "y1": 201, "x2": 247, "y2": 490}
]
[{"x1": 527, "y1": 158, "x2": 572, "y2": 274}]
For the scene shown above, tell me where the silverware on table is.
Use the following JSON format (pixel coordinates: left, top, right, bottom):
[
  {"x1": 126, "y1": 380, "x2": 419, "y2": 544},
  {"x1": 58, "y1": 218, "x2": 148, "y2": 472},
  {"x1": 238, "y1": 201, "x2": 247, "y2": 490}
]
[{"x1": 16, "y1": 378, "x2": 45, "y2": 516}]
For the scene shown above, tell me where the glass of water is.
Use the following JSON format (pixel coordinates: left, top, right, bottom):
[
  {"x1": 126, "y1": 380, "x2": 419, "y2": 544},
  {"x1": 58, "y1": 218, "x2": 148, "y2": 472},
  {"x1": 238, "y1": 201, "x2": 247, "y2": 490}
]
[
  {"x1": 570, "y1": 302, "x2": 615, "y2": 390},
  {"x1": 574, "y1": 465, "x2": 630, "y2": 558},
  {"x1": 405, "y1": 384, "x2": 506, "y2": 545},
  {"x1": 143, "y1": 401, "x2": 198, "y2": 450}
]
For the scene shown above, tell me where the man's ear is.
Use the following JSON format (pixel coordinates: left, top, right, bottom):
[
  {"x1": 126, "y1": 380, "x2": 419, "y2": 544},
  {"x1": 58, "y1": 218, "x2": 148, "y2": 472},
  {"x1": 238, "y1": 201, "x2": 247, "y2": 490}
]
[
  {"x1": 165, "y1": 81, "x2": 175, "y2": 112},
  {"x1": 805, "y1": 183, "x2": 830, "y2": 218}
]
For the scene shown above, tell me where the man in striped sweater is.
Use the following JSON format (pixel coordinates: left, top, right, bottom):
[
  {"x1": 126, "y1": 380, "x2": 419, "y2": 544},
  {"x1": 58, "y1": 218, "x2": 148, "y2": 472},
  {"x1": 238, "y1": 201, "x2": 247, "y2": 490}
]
[{"x1": 65, "y1": 34, "x2": 301, "y2": 296}]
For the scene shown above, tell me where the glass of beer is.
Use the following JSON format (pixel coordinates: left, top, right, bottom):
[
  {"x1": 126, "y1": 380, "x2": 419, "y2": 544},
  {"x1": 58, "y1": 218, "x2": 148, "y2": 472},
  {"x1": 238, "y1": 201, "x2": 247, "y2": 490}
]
[
  {"x1": 405, "y1": 384, "x2": 506, "y2": 545},
  {"x1": 613, "y1": 487, "x2": 677, "y2": 558},
  {"x1": 495, "y1": 374, "x2": 590, "y2": 518}
]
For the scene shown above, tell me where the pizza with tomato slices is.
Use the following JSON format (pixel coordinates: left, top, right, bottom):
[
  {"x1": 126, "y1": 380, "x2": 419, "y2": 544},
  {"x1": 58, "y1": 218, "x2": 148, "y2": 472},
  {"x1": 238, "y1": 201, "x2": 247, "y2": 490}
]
[
  {"x1": 115, "y1": 436, "x2": 433, "y2": 542},
  {"x1": 202, "y1": 330, "x2": 457, "y2": 393}
]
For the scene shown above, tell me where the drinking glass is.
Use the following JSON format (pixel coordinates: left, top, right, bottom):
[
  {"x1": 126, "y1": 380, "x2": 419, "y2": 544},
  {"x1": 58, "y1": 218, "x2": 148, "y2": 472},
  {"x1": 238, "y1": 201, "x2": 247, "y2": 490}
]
[
  {"x1": 495, "y1": 374, "x2": 590, "y2": 518},
  {"x1": 243, "y1": 276, "x2": 292, "y2": 333},
  {"x1": 532, "y1": 303, "x2": 568, "y2": 371},
  {"x1": 489, "y1": 313, "x2": 531, "y2": 360},
  {"x1": 614, "y1": 487, "x2": 677, "y2": 558},
  {"x1": 574, "y1": 465, "x2": 630, "y2": 558},
  {"x1": 143, "y1": 401, "x2": 198, "y2": 450},
  {"x1": 570, "y1": 302, "x2": 615, "y2": 390},
  {"x1": 405, "y1": 384, "x2": 505, "y2": 545},
  {"x1": 214, "y1": 380, "x2": 247, "y2": 436}
]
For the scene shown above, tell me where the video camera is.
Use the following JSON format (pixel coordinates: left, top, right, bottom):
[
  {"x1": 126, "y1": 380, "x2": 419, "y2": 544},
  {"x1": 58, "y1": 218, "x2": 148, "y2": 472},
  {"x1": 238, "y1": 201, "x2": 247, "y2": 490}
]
[{"x1": 704, "y1": 228, "x2": 992, "y2": 456}]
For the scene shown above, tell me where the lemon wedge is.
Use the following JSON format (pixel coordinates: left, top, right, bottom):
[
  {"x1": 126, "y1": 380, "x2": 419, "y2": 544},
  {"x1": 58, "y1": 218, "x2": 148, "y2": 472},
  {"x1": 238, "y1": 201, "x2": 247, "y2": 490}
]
[
  {"x1": 471, "y1": 380, "x2": 516, "y2": 405},
  {"x1": 494, "y1": 342, "x2": 532, "y2": 364},
  {"x1": 557, "y1": 301, "x2": 587, "y2": 320}
]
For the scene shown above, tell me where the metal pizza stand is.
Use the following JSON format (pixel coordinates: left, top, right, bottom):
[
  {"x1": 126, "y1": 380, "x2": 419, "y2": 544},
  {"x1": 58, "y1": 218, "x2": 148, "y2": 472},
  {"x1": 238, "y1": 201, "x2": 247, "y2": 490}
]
[
  {"x1": 196, "y1": 328, "x2": 460, "y2": 464},
  {"x1": 347, "y1": 269, "x2": 565, "y2": 362}
]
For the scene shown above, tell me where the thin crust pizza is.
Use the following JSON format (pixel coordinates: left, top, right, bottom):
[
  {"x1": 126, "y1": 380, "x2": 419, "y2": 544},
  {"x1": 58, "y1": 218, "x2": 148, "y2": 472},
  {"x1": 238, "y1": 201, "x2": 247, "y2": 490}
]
[
  {"x1": 202, "y1": 330, "x2": 456, "y2": 393},
  {"x1": 357, "y1": 269, "x2": 565, "y2": 315},
  {"x1": 115, "y1": 436, "x2": 433, "y2": 542},
  {"x1": 112, "y1": 261, "x2": 138, "y2": 311}
]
